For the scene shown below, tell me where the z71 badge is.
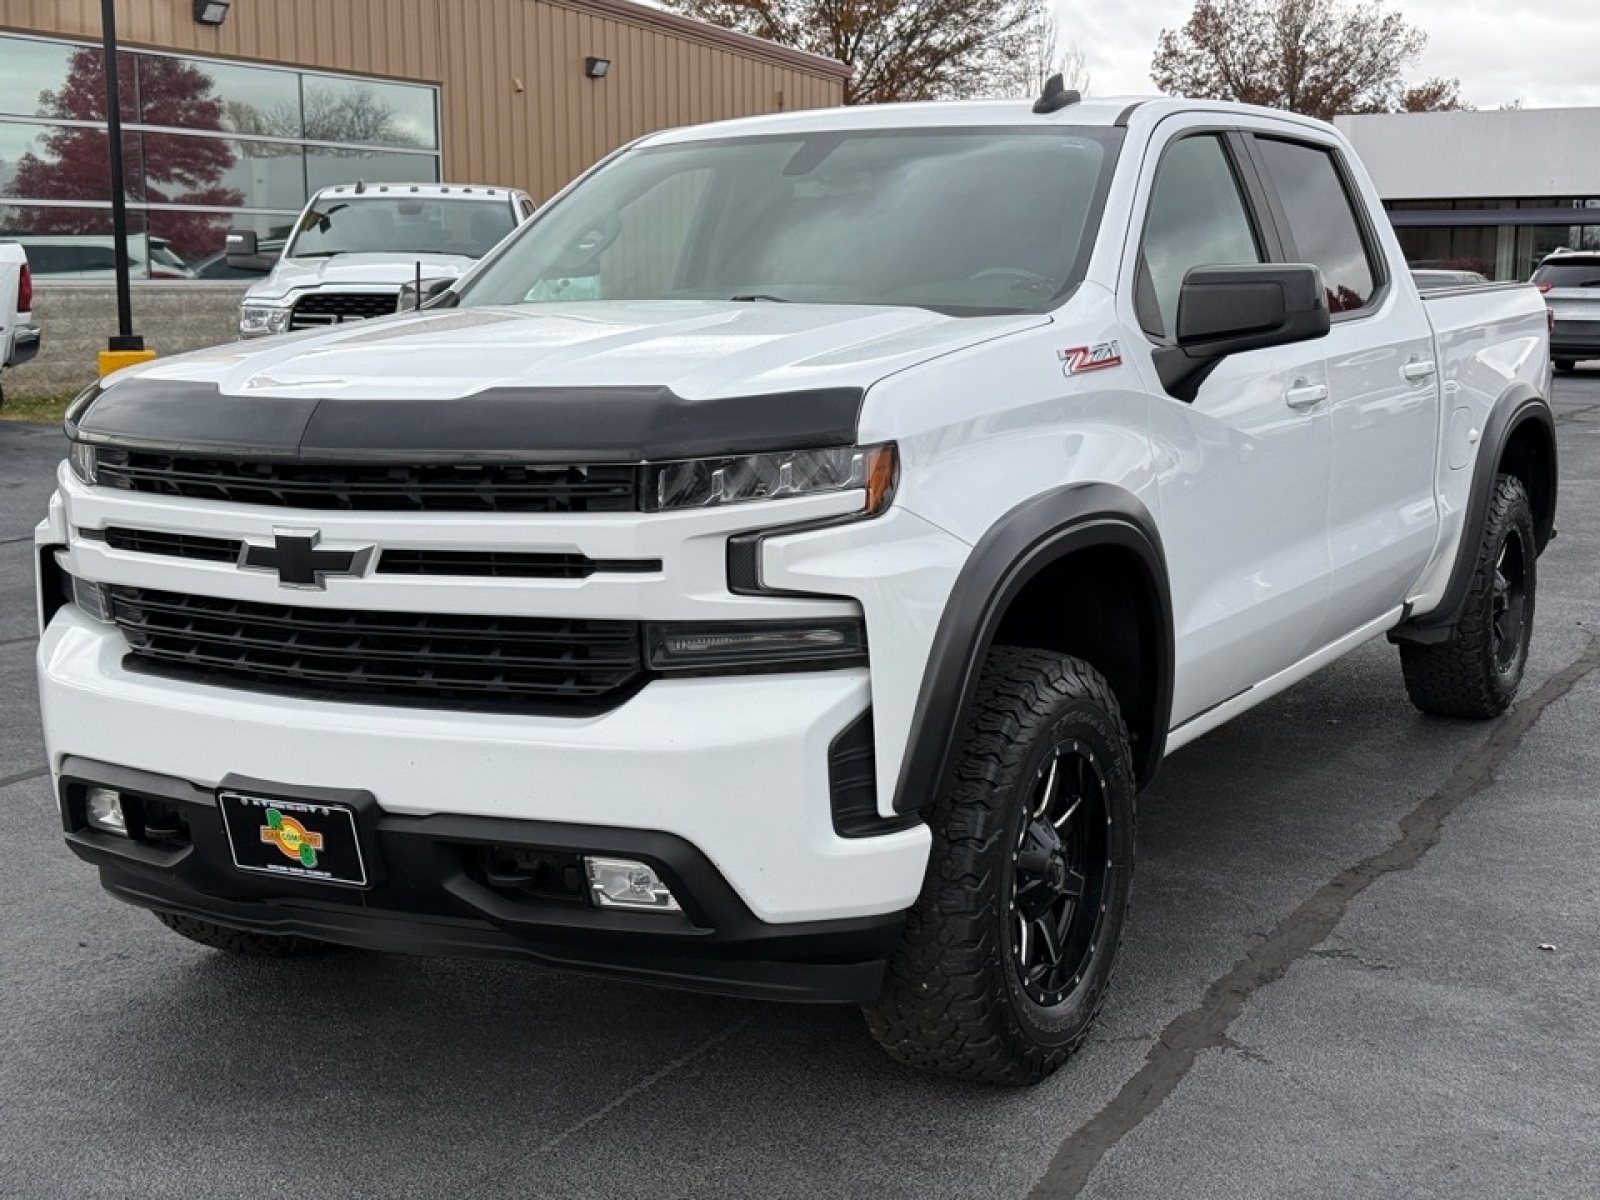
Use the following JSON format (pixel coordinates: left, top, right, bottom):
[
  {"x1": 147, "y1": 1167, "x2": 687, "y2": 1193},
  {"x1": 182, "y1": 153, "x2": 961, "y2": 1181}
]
[{"x1": 1060, "y1": 341, "x2": 1123, "y2": 376}]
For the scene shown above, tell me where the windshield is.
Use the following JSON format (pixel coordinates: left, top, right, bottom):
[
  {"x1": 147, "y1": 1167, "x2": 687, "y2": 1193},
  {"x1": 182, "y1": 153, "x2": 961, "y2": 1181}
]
[
  {"x1": 459, "y1": 128, "x2": 1122, "y2": 315},
  {"x1": 287, "y1": 196, "x2": 515, "y2": 259}
]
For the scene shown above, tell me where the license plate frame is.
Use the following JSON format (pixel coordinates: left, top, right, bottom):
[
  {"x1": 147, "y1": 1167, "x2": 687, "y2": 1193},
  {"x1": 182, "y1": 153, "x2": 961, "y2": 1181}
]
[{"x1": 218, "y1": 790, "x2": 370, "y2": 888}]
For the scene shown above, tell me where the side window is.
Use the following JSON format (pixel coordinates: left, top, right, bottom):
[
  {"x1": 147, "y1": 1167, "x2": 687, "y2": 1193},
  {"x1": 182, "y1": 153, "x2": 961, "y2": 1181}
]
[
  {"x1": 1253, "y1": 137, "x2": 1379, "y2": 314},
  {"x1": 1139, "y1": 135, "x2": 1264, "y2": 340}
]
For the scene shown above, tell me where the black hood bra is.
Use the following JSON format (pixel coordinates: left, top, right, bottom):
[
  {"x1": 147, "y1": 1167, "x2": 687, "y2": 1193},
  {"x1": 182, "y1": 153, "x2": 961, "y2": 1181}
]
[{"x1": 68, "y1": 377, "x2": 867, "y2": 463}]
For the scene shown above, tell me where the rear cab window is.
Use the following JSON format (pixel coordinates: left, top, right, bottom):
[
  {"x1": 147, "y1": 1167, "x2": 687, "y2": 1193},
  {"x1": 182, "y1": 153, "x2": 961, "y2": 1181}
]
[{"x1": 1251, "y1": 136, "x2": 1384, "y2": 315}]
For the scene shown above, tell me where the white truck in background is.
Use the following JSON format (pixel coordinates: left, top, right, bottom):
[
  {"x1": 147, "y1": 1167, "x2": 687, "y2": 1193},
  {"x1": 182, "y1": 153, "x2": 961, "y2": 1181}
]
[
  {"x1": 0, "y1": 242, "x2": 41, "y2": 404},
  {"x1": 226, "y1": 181, "x2": 536, "y2": 338}
]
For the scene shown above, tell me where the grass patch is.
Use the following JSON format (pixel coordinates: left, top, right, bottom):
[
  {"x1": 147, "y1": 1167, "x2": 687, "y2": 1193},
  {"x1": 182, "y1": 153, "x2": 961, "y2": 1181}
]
[{"x1": 0, "y1": 392, "x2": 72, "y2": 425}]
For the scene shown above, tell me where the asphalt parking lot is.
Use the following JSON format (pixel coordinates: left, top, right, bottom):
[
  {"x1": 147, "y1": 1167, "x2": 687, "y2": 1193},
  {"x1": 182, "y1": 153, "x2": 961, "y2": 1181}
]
[{"x1": 3, "y1": 372, "x2": 1598, "y2": 1200}]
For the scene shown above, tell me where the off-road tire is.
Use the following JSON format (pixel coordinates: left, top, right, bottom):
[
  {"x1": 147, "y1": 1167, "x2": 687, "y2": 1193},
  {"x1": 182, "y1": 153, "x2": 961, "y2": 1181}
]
[
  {"x1": 863, "y1": 648, "x2": 1136, "y2": 1085},
  {"x1": 153, "y1": 910, "x2": 330, "y2": 957},
  {"x1": 1400, "y1": 474, "x2": 1536, "y2": 718}
]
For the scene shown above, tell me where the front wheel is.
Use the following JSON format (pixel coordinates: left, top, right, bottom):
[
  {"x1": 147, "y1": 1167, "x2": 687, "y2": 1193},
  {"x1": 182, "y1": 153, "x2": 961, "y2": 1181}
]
[
  {"x1": 863, "y1": 648, "x2": 1135, "y2": 1084},
  {"x1": 1400, "y1": 474, "x2": 1536, "y2": 718}
]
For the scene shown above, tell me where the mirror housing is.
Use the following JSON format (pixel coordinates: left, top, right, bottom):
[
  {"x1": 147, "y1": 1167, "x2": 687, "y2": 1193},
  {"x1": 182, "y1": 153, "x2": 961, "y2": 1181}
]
[
  {"x1": 1156, "y1": 264, "x2": 1331, "y2": 402},
  {"x1": 396, "y1": 277, "x2": 456, "y2": 313},
  {"x1": 223, "y1": 229, "x2": 275, "y2": 272}
]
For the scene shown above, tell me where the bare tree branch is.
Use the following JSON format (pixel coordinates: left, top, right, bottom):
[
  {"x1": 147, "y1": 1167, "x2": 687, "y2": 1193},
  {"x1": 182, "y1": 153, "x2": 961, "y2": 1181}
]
[{"x1": 1151, "y1": 0, "x2": 1471, "y2": 121}]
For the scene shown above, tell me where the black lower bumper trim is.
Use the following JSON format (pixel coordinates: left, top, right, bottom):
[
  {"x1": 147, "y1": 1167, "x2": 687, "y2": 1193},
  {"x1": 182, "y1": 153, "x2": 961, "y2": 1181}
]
[{"x1": 59, "y1": 756, "x2": 904, "y2": 1005}]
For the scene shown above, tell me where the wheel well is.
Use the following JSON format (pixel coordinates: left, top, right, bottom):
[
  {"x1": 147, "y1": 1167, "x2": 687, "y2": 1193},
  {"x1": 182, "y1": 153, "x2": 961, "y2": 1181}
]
[
  {"x1": 1499, "y1": 416, "x2": 1556, "y2": 552},
  {"x1": 991, "y1": 545, "x2": 1162, "y2": 782}
]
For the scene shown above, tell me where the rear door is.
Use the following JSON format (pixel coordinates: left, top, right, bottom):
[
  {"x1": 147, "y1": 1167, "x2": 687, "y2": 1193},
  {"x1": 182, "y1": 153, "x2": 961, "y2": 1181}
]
[{"x1": 1242, "y1": 127, "x2": 1440, "y2": 647}]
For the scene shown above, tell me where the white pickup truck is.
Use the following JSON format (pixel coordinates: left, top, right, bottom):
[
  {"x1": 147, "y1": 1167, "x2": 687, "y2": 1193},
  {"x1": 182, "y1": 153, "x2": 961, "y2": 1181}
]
[
  {"x1": 227, "y1": 181, "x2": 535, "y2": 338},
  {"x1": 0, "y1": 242, "x2": 41, "y2": 401},
  {"x1": 35, "y1": 88, "x2": 1556, "y2": 1084}
]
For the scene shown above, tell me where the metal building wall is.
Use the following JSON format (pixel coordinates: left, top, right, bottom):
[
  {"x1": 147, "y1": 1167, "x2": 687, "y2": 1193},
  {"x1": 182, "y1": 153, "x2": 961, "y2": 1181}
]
[{"x1": 0, "y1": 0, "x2": 847, "y2": 198}]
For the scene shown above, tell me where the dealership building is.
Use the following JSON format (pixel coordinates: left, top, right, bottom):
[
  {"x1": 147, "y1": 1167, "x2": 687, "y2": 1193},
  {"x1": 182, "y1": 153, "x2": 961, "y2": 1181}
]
[
  {"x1": 1335, "y1": 106, "x2": 1600, "y2": 282},
  {"x1": 0, "y1": 0, "x2": 846, "y2": 274}
]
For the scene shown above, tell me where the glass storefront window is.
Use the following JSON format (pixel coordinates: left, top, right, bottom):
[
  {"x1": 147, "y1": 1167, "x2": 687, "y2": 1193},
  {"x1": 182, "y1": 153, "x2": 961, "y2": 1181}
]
[
  {"x1": 305, "y1": 146, "x2": 440, "y2": 192},
  {"x1": 302, "y1": 76, "x2": 438, "y2": 149},
  {"x1": 0, "y1": 33, "x2": 442, "y2": 281}
]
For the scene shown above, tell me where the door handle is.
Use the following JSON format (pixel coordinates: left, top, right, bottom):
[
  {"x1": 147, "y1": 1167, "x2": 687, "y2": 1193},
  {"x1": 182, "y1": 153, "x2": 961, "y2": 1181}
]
[
  {"x1": 1402, "y1": 359, "x2": 1437, "y2": 382},
  {"x1": 1285, "y1": 381, "x2": 1328, "y2": 410}
]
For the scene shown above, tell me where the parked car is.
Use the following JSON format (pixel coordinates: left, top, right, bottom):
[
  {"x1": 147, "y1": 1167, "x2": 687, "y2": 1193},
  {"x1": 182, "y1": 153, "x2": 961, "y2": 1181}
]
[
  {"x1": 1532, "y1": 248, "x2": 1600, "y2": 371},
  {"x1": 0, "y1": 242, "x2": 41, "y2": 403},
  {"x1": 228, "y1": 182, "x2": 535, "y2": 338},
  {"x1": 39, "y1": 89, "x2": 1556, "y2": 1085},
  {"x1": 3, "y1": 234, "x2": 196, "y2": 280},
  {"x1": 1410, "y1": 268, "x2": 1490, "y2": 290}
]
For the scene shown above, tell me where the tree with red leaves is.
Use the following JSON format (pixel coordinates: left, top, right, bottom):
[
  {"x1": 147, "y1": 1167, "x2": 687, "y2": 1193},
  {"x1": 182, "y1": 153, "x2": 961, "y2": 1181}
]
[{"x1": 9, "y1": 48, "x2": 244, "y2": 262}]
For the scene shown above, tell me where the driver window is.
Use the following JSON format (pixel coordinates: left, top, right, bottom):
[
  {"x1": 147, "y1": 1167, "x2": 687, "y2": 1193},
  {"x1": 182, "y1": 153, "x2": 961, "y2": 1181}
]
[{"x1": 1138, "y1": 135, "x2": 1264, "y2": 340}]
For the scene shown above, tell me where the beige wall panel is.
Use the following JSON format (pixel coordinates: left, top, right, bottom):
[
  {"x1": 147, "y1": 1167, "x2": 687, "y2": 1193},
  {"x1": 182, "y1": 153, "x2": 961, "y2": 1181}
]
[{"x1": 3, "y1": 0, "x2": 845, "y2": 201}]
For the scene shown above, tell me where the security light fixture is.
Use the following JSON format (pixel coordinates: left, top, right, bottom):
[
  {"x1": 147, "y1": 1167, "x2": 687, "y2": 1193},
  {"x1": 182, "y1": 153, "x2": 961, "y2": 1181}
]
[
  {"x1": 585, "y1": 56, "x2": 611, "y2": 79},
  {"x1": 193, "y1": 0, "x2": 231, "y2": 25}
]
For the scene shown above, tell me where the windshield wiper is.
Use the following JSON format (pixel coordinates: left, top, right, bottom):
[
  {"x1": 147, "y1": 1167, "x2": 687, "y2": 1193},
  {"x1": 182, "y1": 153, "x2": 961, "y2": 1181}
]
[
  {"x1": 729, "y1": 293, "x2": 792, "y2": 303},
  {"x1": 294, "y1": 250, "x2": 347, "y2": 259}
]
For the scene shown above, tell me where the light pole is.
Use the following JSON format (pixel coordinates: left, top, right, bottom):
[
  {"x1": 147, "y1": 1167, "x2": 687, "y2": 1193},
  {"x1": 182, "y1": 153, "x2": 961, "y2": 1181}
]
[{"x1": 98, "y1": 0, "x2": 154, "y2": 376}]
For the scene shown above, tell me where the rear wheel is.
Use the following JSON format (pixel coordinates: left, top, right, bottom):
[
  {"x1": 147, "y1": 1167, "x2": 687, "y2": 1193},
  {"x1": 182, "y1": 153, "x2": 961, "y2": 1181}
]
[
  {"x1": 153, "y1": 910, "x2": 330, "y2": 957},
  {"x1": 1400, "y1": 474, "x2": 1536, "y2": 718},
  {"x1": 863, "y1": 648, "x2": 1135, "y2": 1084}
]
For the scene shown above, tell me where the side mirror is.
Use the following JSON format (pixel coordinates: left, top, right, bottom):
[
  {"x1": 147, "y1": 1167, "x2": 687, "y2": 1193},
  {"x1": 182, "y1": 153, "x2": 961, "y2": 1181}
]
[
  {"x1": 1156, "y1": 264, "x2": 1330, "y2": 402},
  {"x1": 223, "y1": 229, "x2": 275, "y2": 272},
  {"x1": 396, "y1": 277, "x2": 455, "y2": 312}
]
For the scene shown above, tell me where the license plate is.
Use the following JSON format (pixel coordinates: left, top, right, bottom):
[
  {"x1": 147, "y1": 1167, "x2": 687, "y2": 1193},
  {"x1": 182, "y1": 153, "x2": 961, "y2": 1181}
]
[{"x1": 218, "y1": 791, "x2": 369, "y2": 887}]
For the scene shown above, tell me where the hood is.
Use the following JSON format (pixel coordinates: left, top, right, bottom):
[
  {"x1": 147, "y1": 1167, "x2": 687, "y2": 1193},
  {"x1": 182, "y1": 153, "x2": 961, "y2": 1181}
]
[
  {"x1": 77, "y1": 301, "x2": 1048, "y2": 461},
  {"x1": 248, "y1": 252, "x2": 479, "y2": 301}
]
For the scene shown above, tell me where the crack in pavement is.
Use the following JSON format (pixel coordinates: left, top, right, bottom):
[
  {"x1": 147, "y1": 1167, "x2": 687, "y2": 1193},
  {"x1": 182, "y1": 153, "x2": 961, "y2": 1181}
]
[
  {"x1": 0, "y1": 765, "x2": 48, "y2": 790},
  {"x1": 454, "y1": 1012, "x2": 758, "y2": 1196},
  {"x1": 1029, "y1": 637, "x2": 1600, "y2": 1199},
  {"x1": 1553, "y1": 401, "x2": 1600, "y2": 425}
]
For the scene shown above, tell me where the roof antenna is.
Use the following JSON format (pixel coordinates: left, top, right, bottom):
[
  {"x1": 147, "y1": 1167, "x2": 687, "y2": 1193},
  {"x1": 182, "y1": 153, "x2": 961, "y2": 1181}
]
[
  {"x1": 1033, "y1": 73, "x2": 1080, "y2": 114},
  {"x1": 354, "y1": 178, "x2": 367, "y2": 194}
]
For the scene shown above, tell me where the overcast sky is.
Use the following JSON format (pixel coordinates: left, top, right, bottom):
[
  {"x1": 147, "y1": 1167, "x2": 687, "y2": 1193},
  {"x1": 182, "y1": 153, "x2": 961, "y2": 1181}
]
[{"x1": 1061, "y1": 0, "x2": 1600, "y2": 110}]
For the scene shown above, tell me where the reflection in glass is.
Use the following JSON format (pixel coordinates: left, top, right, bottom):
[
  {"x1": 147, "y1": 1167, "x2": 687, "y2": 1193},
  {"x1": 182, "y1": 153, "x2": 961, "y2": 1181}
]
[
  {"x1": 302, "y1": 76, "x2": 436, "y2": 148},
  {"x1": 141, "y1": 55, "x2": 301, "y2": 136},
  {"x1": 306, "y1": 146, "x2": 440, "y2": 193},
  {"x1": 0, "y1": 39, "x2": 136, "y2": 121},
  {"x1": 0, "y1": 204, "x2": 193, "y2": 280}
]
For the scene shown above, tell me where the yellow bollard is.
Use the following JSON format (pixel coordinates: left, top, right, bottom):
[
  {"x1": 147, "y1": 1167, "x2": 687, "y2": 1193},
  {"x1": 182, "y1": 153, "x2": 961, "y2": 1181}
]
[{"x1": 98, "y1": 348, "x2": 157, "y2": 377}]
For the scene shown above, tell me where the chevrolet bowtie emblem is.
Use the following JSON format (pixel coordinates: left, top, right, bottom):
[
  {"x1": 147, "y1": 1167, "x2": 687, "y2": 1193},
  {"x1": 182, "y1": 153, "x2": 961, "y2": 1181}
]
[{"x1": 239, "y1": 529, "x2": 373, "y2": 590}]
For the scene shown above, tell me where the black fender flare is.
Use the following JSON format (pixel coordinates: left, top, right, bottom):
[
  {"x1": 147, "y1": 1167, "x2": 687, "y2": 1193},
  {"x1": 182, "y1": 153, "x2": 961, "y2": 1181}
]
[
  {"x1": 891, "y1": 483, "x2": 1174, "y2": 815},
  {"x1": 1394, "y1": 383, "x2": 1557, "y2": 643}
]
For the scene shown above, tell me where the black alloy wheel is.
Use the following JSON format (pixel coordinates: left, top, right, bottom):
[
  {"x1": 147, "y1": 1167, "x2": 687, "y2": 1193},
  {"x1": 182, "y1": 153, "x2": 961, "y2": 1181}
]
[{"x1": 1009, "y1": 740, "x2": 1109, "y2": 1007}]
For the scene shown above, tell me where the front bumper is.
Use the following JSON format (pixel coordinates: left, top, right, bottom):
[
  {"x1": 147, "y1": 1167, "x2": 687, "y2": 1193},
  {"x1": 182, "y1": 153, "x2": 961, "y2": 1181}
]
[
  {"x1": 38, "y1": 608, "x2": 929, "y2": 921},
  {"x1": 59, "y1": 758, "x2": 904, "y2": 1003}
]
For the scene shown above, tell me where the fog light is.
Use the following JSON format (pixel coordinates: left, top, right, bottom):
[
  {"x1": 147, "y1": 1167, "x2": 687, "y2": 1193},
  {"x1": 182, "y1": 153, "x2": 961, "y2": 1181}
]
[
  {"x1": 85, "y1": 787, "x2": 128, "y2": 836},
  {"x1": 584, "y1": 857, "x2": 681, "y2": 912}
]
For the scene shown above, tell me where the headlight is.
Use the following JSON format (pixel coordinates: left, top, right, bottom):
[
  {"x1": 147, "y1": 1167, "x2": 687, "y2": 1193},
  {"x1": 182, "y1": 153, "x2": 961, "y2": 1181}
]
[
  {"x1": 644, "y1": 443, "x2": 896, "y2": 513},
  {"x1": 645, "y1": 618, "x2": 866, "y2": 671},
  {"x1": 68, "y1": 442, "x2": 98, "y2": 485},
  {"x1": 238, "y1": 304, "x2": 291, "y2": 338}
]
